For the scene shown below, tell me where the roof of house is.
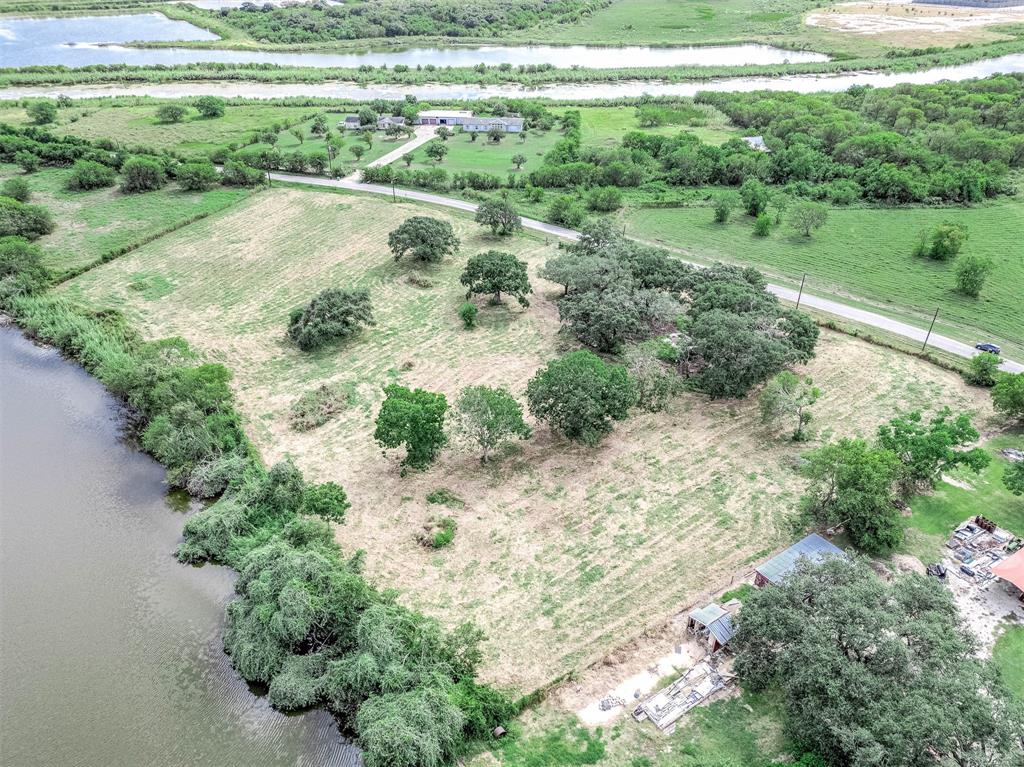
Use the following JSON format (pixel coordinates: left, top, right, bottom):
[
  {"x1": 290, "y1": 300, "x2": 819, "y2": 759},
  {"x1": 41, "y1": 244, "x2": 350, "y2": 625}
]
[
  {"x1": 742, "y1": 135, "x2": 770, "y2": 151},
  {"x1": 466, "y1": 116, "x2": 524, "y2": 127},
  {"x1": 688, "y1": 602, "x2": 734, "y2": 646},
  {"x1": 378, "y1": 115, "x2": 406, "y2": 124},
  {"x1": 342, "y1": 115, "x2": 360, "y2": 122},
  {"x1": 417, "y1": 109, "x2": 474, "y2": 118},
  {"x1": 755, "y1": 533, "x2": 844, "y2": 585},
  {"x1": 993, "y1": 548, "x2": 1024, "y2": 591}
]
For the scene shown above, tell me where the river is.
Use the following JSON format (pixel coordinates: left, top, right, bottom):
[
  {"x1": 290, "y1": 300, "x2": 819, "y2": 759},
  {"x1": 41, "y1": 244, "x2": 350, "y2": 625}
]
[
  {"x1": 0, "y1": 13, "x2": 827, "y2": 69},
  {"x1": 0, "y1": 326, "x2": 360, "y2": 767},
  {"x1": 4, "y1": 52, "x2": 1023, "y2": 101}
]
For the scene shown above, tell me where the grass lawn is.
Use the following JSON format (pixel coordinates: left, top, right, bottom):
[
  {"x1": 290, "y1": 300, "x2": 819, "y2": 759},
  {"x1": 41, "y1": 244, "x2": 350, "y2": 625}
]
[
  {"x1": 566, "y1": 105, "x2": 738, "y2": 148},
  {"x1": 993, "y1": 624, "x2": 1024, "y2": 699},
  {"x1": 0, "y1": 102, "x2": 315, "y2": 157},
  {"x1": 396, "y1": 128, "x2": 560, "y2": 177},
  {"x1": 901, "y1": 435, "x2": 1024, "y2": 563},
  {"x1": 58, "y1": 187, "x2": 991, "y2": 693},
  {"x1": 624, "y1": 194, "x2": 1024, "y2": 358},
  {"x1": 0, "y1": 163, "x2": 250, "y2": 274}
]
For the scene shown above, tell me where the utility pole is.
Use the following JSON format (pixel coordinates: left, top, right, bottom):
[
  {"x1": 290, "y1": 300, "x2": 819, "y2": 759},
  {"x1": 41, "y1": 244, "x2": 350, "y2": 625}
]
[
  {"x1": 795, "y1": 273, "x2": 806, "y2": 310},
  {"x1": 922, "y1": 308, "x2": 939, "y2": 353}
]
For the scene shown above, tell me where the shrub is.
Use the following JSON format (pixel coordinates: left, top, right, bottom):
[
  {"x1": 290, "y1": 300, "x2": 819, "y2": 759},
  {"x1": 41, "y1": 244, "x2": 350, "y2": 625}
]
[
  {"x1": 289, "y1": 383, "x2": 348, "y2": 431},
  {"x1": 753, "y1": 212, "x2": 772, "y2": 237},
  {"x1": 15, "y1": 151, "x2": 39, "y2": 173},
  {"x1": 586, "y1": 186, "x2": 623, "y2": 212},
  {"x1": 287, "y1": 288, "x2": 374, "y2": 351},
  {"x1": 156, "y1": 103, "x2": 188, "y2": 123},
  {"x1": 26, "y1": 100, "x2": 57, "y2": 125},
  {"x1": 0, "y1": 235, "x2": 50, "y2": 298},
  {"x1": 426, "y1": 488, "x2": 464, "y2": 508},
  {"x1": 964, "y1": 352, "x2": 1001, "y2": 387},
  {"x1": 66, "y1": 159, "x2": 116, "y2": 191},
  {"x1": 740, "y1": 179, "x2": 770, "y2": 216},
  {"x1": 548, "y1": 195, "x2": 586, "y2": 228},
  {"x1": 119, "y1": 156, "x2": 166, "y2": 193},
  {"x1": 194, "y1": 95, "x2": 226, "y2": 118},
  {"x1": 1, "y1": 178, "x2": 30, "y2": 203},
  {"x1": 417, "y1": 516, "x2": 457, "y2": 549},
  {"x1": 301, "y1": 481, "x2": 350, "y2": 523},
  {"x1": 458, "y1": 301, "x2": 478, "y2": 329},
  {"x1": 713, "y1": 193, "x2": 735, "y2": 223},
  {"x1": 0, "y1": 196, "x2": 55, "y2": 240},
  {"x1": 177, "y1": 161, "x2": 219, "y2": 191},
  {"x1": 221, "y1": 159, "x2": 264, "y2": 187},
  {"x1": 914, "y1": 222, "x2": 967, "y2": 261},
  {"x1": 953, "y1": 254, "x2": 994, "y2": 297}
]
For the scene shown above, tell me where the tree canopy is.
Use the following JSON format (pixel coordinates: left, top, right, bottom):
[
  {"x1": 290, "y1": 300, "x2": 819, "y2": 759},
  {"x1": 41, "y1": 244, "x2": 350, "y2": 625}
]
[
  {"x1": 374, "y1": 385, "x2": 448, "y2": 469},
  {"x1": 459, "y1": 250, "x2": 532, "y2": 307},
  {"x1": 526, "y1": 350, "x2": 637, "y2": 446},
  {"x1": 388, "y1": 216, "x2": 460, "y2": 264},
  {"x1": 734, "y1": 556, "x2": 1024, "y2": 767},
  {"x1": 453, "y1": 385, "x2": 531, "y2": 462},
  {"x1": 474, "y1": 198, "x2": 521, "y2": 236},
  {"x1": 287, "y1": 288, "x2": 374, "y2": 352},
  {"x1": 993, "y1": 373, "x2": 1024, "y2": 423}
]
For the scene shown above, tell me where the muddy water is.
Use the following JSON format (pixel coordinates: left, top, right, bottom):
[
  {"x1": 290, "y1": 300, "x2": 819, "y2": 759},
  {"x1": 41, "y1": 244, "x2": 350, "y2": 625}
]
[
  {"x1": 0, "y1": 327, "x2": 360, "y2": 767},
  {"x1": 4, "y1": 53, "x2": 1022, "y2": 101}
]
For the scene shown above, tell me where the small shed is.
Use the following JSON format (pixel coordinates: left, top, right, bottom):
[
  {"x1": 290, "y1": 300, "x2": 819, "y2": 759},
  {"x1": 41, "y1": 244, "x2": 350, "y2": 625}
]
[
  {"x1": 686, "y1": 602, "x2": 734, "y2": 653},
  {"x1": 754, "y1": 533, "x2": 844, "y2": 588},
  {"x1": 742, "y1": 135, "x2": 770, "y2": 153}
]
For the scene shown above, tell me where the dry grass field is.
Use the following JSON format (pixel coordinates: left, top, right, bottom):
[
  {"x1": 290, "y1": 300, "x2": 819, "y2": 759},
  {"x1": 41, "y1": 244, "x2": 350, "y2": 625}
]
[{"x1": 61, "y1": 186, "x2": 992, "y2": 692}]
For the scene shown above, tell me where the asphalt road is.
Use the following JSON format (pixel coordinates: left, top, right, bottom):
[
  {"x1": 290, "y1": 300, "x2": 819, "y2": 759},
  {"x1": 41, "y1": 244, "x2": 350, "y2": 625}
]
[{"x1": 268, "y1": 168, "x2": 1023, "y2": 374}]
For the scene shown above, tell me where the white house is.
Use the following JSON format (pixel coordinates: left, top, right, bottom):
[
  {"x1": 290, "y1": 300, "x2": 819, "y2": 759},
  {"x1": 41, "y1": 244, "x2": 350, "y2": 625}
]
[{"x1": 462, "y1": 116, "x2": 525, "y2": 133}]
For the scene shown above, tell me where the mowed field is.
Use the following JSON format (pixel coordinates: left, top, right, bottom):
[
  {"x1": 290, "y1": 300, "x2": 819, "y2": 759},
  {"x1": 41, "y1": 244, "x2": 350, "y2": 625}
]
[
  {"x1": 625, "y1": 196, "x2": 1024, "y2": 358},
  {"x1": 60, "y1": 187, "x2": 993, "y2": 692},
  {"x1": 0, "y1": 163, "x2": 249, "y2": 273},
  {"x1": 0, "y1": 102, "x2": 315, "y2": 156}
]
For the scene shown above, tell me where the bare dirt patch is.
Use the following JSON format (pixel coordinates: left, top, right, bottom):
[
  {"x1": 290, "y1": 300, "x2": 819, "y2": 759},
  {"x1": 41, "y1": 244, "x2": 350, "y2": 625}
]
[
  {"x1": 806, "y1": 0, "x2": 1024, "y2": 44},
  {"x1": 61, "y1": 187, "x2": 993, "y2": 693}
]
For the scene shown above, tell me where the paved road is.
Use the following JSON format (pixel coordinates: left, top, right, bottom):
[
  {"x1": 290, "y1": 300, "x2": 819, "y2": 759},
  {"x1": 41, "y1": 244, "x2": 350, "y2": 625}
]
[{"x1": 269, "y1": 168, "x2": 1023, "y2": 374}]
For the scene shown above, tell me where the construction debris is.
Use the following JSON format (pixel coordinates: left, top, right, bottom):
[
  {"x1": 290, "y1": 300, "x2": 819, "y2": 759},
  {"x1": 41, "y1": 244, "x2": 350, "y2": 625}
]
[
  {"x1": 632, "y1": 659, "x2": 736, "y2": 732},
  {"x1": 946, "y1": 516, "x2": 1022, "y2": 587}
]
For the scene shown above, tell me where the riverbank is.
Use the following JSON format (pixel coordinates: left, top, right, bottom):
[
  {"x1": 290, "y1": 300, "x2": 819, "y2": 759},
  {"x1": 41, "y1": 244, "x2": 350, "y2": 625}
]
[{"x1": 0, "y1": 324, "x2": 359, "y2": 766}]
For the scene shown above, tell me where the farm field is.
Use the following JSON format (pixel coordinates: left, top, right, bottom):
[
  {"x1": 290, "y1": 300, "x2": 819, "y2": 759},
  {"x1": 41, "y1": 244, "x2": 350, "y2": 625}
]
[
  {"x1": 59, "y1": 185, "x2": 994, "y2": 692},
  {"x1": 623, "y1": 194, "x2": 1024, "y2": 359},
  {"x1": 0, "y1": 163, "x2": 249, "y2": 273},
  {"x1": 0, "y1": 101, "x2": 315, "y2": 156}
]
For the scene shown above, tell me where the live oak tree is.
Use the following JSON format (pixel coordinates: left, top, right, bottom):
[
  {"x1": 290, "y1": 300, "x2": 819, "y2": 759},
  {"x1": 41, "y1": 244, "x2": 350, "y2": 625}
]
[
  {"x1": 425, "y1": 142, "x2": 449, "y2": 163},
  {"x1": 287, "y1": 288, "x2": 374, "y2": 351},
  {"x1": 388, "y1": 216, "x2": 460, "y2": 264},
  {"x1": 453, "y1": 385, "x2": 531, "y2": 463},
  {"x1": 558, "y1": 285, "x2": 675, "y2": 354},
  {"x1": 992, "y1": 372, "x2": 1024, "y2": 423},
  {"x1": 374, "y1": 385, "x2": 448, "y2": 469},
  {"x1": 526, "y1": 350, "x2": 637, "y2": 446},
  {"x1": 194, "y1": 95, "x2": 226, "y2": 118},
  {"x1": 759, "y1": 371, "x2": 820, "y2": 441},
  {"x1": 799, "y1": 438, "x2": 903, "y2": 553},
  {"x1": 156, "y1": 103, "x2": 187, "y2": 124},
  {"x1": 876, "y1": 408, "x2": 990, "y2": 498},
  {"x1": 965, "y1": 351, "x2": 1001, "y2": 387},
  {"x1": 473, "y1": 198, "x2": 521, "y2": 237},
  {"x1": 734, "y1": 557, "x2": 1024, "y2": 767},
  {"x1": 511, "y1": 153, "x2": 527, "y2": 170},
  {"x1": 459, "y1": 250, "x2": 532, "y2": 307}
]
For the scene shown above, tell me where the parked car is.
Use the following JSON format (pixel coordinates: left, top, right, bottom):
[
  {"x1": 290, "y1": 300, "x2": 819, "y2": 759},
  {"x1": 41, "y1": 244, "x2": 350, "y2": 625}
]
[{"x1": 975, "y1": 342, "x2": 1001, "y2": 355}]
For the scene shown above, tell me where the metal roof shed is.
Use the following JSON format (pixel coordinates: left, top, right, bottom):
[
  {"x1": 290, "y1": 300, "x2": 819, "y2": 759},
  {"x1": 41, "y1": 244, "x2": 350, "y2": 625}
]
[
  {"x1": 686, "y1": 602, "x2": 734, "y2": 653},
  {"x1": 754, "y1": 533, "x2": 844, "y2": 587}
]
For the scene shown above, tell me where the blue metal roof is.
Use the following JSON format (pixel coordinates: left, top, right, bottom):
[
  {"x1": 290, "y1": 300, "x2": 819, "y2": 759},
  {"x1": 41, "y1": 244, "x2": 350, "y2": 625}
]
[
  {"x1": 688, "y1": 602, "x2": 735, "y2": 647},
  {"x1": 756, "y1": 533, "x2": 844, "y2": 585}
]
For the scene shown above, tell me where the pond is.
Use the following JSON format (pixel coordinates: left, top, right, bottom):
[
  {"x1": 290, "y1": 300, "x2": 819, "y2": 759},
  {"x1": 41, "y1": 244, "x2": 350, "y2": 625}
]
[
  {"x1": 0, "y1": 326, "x2": 360, "y2": 767},
  {"x1": 0, "y1": 13, "x2": 828, "y2": 69},
  {"x1": 5, "y1": 52, "x2": 1023, "y2": 101}
]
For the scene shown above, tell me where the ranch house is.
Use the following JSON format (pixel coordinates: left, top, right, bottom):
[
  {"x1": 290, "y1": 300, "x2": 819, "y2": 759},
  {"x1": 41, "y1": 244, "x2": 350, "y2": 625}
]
[{"x1": 462, "y1": 116, "x2": 525, "y2": 133}]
